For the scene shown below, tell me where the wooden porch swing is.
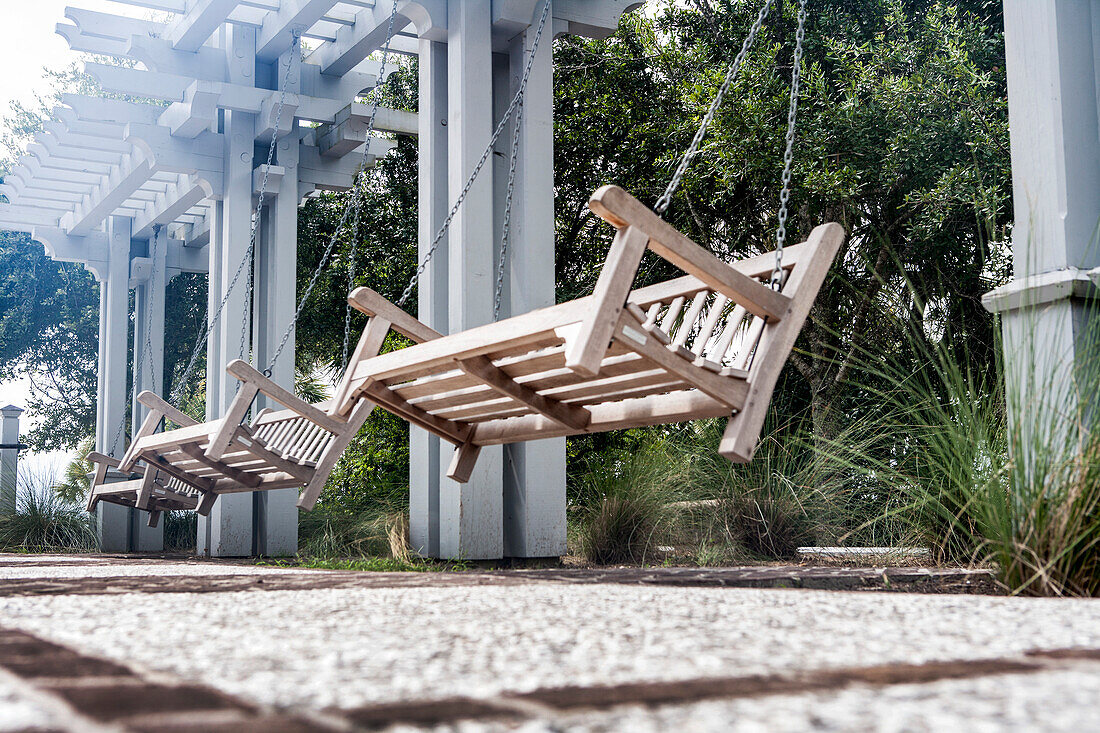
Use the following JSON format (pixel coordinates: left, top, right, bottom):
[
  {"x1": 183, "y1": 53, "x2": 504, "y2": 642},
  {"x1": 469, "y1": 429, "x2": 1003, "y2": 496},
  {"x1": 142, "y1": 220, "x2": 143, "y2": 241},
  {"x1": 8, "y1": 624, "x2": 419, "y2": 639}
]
[
  {"x1": 88, "y1": 184, "x2": 842, "y2": 523},
  {"x1": 86, "y1": 0, "x2": 841, "y2": 522}
]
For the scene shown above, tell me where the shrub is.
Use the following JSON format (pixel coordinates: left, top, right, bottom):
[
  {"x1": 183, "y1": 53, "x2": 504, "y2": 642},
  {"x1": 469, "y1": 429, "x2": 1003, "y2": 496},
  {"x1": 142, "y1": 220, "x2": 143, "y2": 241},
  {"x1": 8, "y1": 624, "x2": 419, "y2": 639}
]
[
  {"x1": 163, "y1": 511, "x2": 197, "y2": 553},
  {"x1": 570, "y1": 445, "x2": 684, "y2": 563},
  {"x1": 0, "y1": 469, "x2": 95, "y2": 552}
]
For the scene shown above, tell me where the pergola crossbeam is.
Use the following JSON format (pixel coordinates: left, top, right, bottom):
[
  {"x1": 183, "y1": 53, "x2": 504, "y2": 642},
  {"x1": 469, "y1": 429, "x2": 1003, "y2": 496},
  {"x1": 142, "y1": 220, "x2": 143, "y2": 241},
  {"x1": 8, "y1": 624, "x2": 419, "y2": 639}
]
[{"x1": 167, "y1": 0, "x2": 242, "y2": 52}]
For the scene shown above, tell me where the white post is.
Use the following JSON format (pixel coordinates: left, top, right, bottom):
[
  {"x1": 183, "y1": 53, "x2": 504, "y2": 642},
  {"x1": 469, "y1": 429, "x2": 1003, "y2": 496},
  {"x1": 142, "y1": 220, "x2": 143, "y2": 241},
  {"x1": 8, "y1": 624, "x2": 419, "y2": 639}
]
[
  {"x1": 199, "y1": 24, "x2": 258, "y2": 557},
  {"x1": 439, "y1": 0, "x2": 503, "y2": 559},
  {"x1": 499, "y1": 18, "x2": 567, "y2": 558},
  {"x1": 250, "y1": 45, "x2": 301, "y2": 558},
  {"x1": 0, "y1": 405, "x2": 22, "y2": 516},
  {"x1": 97, "y1": 215, "x2": 133, "y2": 552},
  {"x1": 410, "y1": 38, "x2": 449, "y2": 558},
  {"x1": 130, "y1": 227, "x2": 167, "y2": 551},
  {"x1": 985, "y1": 1, "x2": 1100, "y2": 445}
]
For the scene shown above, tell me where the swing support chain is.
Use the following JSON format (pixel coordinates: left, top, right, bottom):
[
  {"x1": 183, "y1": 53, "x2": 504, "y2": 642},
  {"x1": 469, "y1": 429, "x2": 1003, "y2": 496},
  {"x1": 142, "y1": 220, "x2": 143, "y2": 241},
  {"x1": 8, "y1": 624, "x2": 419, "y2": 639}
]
[
  {"x1": 397, "y1": 0, "x2": 553, "y2": 310},
  {"x1": 772, "y1": 0, "x2": 807, "y2": 287},
  {"x1": 266, "y1": 0, "x2": 401, "y2": 376},
  {"x1": 169, "y1": 32, "x2": 302, "y2": 404},
  {"x1": 654, "y1": 0, "x2": 775, "y2": 216}
]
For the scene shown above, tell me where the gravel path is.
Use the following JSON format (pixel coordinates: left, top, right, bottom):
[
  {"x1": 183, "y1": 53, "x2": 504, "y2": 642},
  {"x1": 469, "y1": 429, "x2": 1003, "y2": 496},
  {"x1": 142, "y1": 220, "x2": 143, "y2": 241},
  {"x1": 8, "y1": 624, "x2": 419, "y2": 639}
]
[
  {"x1": 2, "y1": 555, "x2": 1098, "y2": 731},
  {"x1": 4, "y1": 583, "x2": 1100, "y2": 710}
]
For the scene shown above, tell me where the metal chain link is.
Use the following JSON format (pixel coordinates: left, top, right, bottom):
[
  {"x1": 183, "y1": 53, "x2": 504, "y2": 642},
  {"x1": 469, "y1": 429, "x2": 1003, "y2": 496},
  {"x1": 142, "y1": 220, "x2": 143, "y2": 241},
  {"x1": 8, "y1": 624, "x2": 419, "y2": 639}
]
[
  {"x1": 341, "y1": 191, "x2": 363, "y2": 368},
  {"x1": 654, "y1": 0, "x2": 775, "y2": 216},
  {"x1": 493, "y1": 97, "x2": 524, "y2": 320},
  {"x1": 107, "y1": 225, "x2": 162, "y2": 456},
  {"x1": 772, "y1": 0, "x2": 807, "y2": 287},
  {"x1": 397, "y1": 0, "x2": 553, "y2": 309},
  {"x1": 267, "y1": 0, "x2": 401, "y2": 374},
  {"x1": 169, "y1": 33, "x2": 301, "y2": 403}
]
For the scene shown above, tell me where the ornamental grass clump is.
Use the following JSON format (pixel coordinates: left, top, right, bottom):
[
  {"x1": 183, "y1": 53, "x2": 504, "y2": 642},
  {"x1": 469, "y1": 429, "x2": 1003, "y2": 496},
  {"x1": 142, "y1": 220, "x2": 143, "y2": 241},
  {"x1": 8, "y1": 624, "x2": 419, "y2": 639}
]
[
  {"x1": 571, "y1": 445, "x2": 684, "y2": 564},
  {"x1": 840, "y1": 313, "x2": 1100, "y2": 596},
  {"x1": 0, "y1": 469, "x2": 96, "y2": 552}
]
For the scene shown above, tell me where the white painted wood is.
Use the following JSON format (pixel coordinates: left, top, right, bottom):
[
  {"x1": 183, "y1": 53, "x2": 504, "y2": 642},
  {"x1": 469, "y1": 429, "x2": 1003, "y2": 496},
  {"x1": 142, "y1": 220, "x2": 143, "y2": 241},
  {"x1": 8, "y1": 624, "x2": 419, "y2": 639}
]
[
  {"x1": 96, "y1": 216, "x2": 134, "y2": 552},
  {"x1": 200, "y1": 24, "x2": 258, "y2": 558},
  {"x1": 0, "y1": 407, "x2": 22, "y2": 517},
  {"x1": 252, "y1": 42, "x2": 302, "y2": 557},
  {"x1": 410, "y1": 36, "x2": 448, "y2": 559},
  {"x1": 168, "y1": 0, "x2": 242, "y2": 52},
  {"x1": 441, "y1": 0, "x2": 502, "y2": 560},
  {"x1": 500, "y1": 22, "x2": 566, "y2": 559}
]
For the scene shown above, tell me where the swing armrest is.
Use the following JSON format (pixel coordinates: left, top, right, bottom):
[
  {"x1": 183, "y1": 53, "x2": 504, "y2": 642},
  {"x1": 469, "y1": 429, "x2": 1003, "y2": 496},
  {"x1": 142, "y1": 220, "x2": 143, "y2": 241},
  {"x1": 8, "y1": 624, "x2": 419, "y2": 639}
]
[
  {"x1": 348, "y1": 287, "x2": 443, "y2": 344},
  {"x1": 225, "y1": 360, "x2": 345, "y2": 433},
  {"x1": 137, "y1": 391, "x2": 199, "y2": 428},
  {"x1": 588, "y1": 185, "x2": 791, "y2": 321},
  {"x1": 206, "y1": 360, "x2": 345, "y2": 461},
  {"x1": 85, "y1": 451, "x2": 120, "y2": 512},
  {"x1": 86, "y1": 451, "x2": 120, "y2": 471}
]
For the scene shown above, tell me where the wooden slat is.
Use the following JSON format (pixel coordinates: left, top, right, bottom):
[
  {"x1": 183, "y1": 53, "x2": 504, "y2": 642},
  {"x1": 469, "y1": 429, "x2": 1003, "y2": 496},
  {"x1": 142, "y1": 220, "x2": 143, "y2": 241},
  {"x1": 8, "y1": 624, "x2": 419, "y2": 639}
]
[
  {"x1": 409, "y1": 352, "x2": 653, "y2": 414},
  {"x1": 236, "y1": 430, "x2": 314, "y2": 483},
  {"x1": 471, "y1": 389, "x2": 731, "y2": 445},
  {"x1": 660, "y1": 296, "x2": 686, "y2": 333},
  {"x1": 548, "y1": 369, "x2": 685, "y2": 405},
  {"x1": 709, "y1": 304, "x2": 747, "y2": 362},
  {"x1": 178, "y1": 442, "x2": 263, "y2": 488},
  {"x1": 456, "y1": 355, "x2": 591, "y2": 431},
  {"x1": 674, "y1": 291, "x2": 710, "y2": 348},
  {"x1": 731, "y1": 315, "x2": 767, "y2": 371},
  {"x1": 694, "y1": 294, "x2": 729, "y2": 358},
  {"x1": 612, "y1": 313, "x2": 746, "y2": 408},
  {"x1": 364, "y1": 382, "x2": 472, "y2": 445},
  {"x1": 349, "y1": 297, "x2": 590, "y2": 387},
  {"x1": 434, "y1": 400, "x2": 531, "y2": 423}
]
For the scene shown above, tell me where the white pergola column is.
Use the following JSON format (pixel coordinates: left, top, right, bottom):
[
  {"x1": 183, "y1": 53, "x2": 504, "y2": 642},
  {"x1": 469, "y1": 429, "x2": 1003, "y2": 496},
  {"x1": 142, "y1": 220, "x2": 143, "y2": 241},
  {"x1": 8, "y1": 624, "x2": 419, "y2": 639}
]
[
  {"x1": 250, "y1": 45, "x2": 301, "y2": 558},
  {"x1": 410, "y1": 37, "x2": 449, "y2": 558},
  {"x1": 129, "y1": 225, "x2": 168, "y2": 551},
  {"x1": 0, "y1": 406, "x2": 22, "y2": 517},
  {"x1": 497, "y1": 19, "x2": 567, "y2": 558},
  {"x1": 986, "y1": 1, "x2": 1100, "y2": 445},
  {"x1": 96, "y1": 215, "x2": 133, "y2": 552},
  {"x1": 439, "y1": 0, "x2": 503, "y2": 559},
  {"x1": 199, "y1": 25, "x2": 258, "y2": 557}
]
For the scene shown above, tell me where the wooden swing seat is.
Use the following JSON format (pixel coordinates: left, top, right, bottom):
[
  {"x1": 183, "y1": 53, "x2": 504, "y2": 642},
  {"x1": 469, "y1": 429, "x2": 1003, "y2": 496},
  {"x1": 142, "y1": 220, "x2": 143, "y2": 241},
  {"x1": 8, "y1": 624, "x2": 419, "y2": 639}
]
[
  {"x1": 86, "y1": 185, "x2": 842, "y2": 520},
  {"x1": 86, "y1": 357, "x2": 377, "y2": 521},
  {"x1": 336, "y1": 185, "x2": 844, "y2": 484}
]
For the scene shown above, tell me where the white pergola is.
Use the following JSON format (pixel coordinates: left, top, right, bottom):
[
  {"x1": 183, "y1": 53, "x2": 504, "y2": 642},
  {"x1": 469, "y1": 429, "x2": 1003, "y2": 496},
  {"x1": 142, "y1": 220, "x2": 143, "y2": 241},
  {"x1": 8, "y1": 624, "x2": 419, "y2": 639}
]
[{"x1": 1, "y1": 0, "x2": 641, "y2": 558}]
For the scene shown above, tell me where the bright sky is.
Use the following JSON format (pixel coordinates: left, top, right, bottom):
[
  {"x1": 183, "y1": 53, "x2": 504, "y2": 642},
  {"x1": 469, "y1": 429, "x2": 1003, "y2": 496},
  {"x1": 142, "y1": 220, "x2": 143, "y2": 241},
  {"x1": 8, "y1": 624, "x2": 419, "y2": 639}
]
[
  {"x1": 0, "y1": 1, "x2": 154, "y2": 119},
  {"x1": 0, "y1": 2, "x2": 146, "y2": 478}
]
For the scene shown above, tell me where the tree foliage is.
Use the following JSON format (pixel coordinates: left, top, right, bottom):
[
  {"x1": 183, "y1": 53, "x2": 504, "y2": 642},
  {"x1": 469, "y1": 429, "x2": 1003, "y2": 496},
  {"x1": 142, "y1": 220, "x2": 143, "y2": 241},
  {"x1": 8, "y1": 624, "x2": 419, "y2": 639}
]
[{"x1": 0, "y1": 2, "x2": 1011, "y2": 507}]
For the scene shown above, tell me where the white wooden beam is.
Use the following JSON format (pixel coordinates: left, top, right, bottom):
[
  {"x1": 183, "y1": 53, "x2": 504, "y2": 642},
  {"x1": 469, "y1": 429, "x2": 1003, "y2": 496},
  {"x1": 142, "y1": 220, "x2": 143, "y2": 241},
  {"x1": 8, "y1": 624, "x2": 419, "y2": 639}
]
[
  {"x1": 167, "y1": 0, "x2": 242, "y2": 52},
  {"x1": 63, "y1": 94, "x2": 165, "y2": 126},
  {"x1": 257, "y1": 0, "x2": 341, "y2": 61},
  {"x1": 127, "y1": 35, "x2": 229, "y2": 81},
  {"x1": 29, "y1": 228, "x2": 109, "y2": 264},
  {"x1": 65, "y1": 7, "x2": 161, "y2": 42},
  {"x1": 61, "y1": 148, "x2": 155, "y2": 236},
  {"x1": 55, "y1": 23, "x2": 129, "y2": 57},
  {"x1": 308, "y1": 0, "x2": 414, "y2": 77},
  {"x1": 133, "y1": 175, "x2": 214, "y2": 239}
]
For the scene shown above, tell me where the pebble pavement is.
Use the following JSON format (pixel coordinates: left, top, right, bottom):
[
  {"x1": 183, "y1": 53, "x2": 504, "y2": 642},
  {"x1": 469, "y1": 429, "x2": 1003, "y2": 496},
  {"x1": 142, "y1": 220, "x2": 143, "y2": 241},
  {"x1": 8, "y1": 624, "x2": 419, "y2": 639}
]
[{"x1": 1, "y1": 554, "x2": 1098, "y2": 731}]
